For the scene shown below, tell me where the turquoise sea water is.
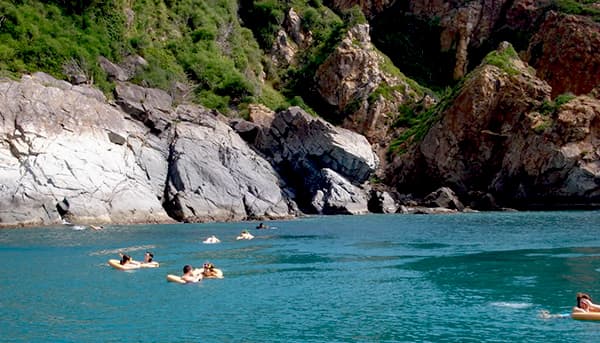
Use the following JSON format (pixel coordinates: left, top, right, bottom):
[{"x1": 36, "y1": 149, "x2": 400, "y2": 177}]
[{"x1": 1, "y1": 211, "x2": 600, "y2": 342}]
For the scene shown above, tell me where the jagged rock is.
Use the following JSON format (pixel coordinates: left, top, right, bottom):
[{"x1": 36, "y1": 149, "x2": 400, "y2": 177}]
[
  {"x1": 525, "y1": 11, "x2": 600, "y2": 97},
  {"x1": 114, "y1": 82, "x2": 173, "y2": 133},
  {"x1": 390, "y1": 42, "x2": 600, "y2": 208},
  {"x1": 423, "y1": 187, "x2": 464, "y2": 211},
  {"x1": 492, "y1": 94, "x2": 600, "y2": 204},
  {"x1": 368, "y1": 190, "x2": 398, "y2": 213},
  {"x1": 314, "y1": 24, "x2": 432, "y2": 166},
  {"x1": 121, "y1": 54, "x2": 149, "y2": 80},
  {"x1": 310, "y1": 168, "x2": 369, "y2": 215},
  {"x1": 164, "y1": 106, "x2": 294, "y2": 222},
  {"x1": 468, "y1": 191, "x2": 499, "y2": 211},
  {"x1": 98, "y1": 56, "x2": 129, "y2": 82},
  {"x1": 285, "y1": 8, "x2": 305, "y2": 45},
  {"x1": 254, "y1": 106, "x2": 378, "y2": 212},
  {"x1": 0, "y1": 75, "x2": 173, "y2": 227},
  {"x1": 270, "y1": 8, "x2": 312, "y2": 68},
  {"x1": 257, "y1": 106, "x2": 378, "y2": 181},
  {"x1": 230, "y1": 119, "x2": 261, "y2": 144}
]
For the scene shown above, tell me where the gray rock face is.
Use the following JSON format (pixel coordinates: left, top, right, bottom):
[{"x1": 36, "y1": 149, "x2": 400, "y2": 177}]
[
  {"x1": 254, "y1": 106, "x2": 378, "y2": 213},
  {"x1": 423, "y1": 187, "x2": 465, "y2": 211},
  {"x1": 98, "y1": 56, "x2": 129, "y2": 82},
  {"x1": 0, "y1": 74, "x2": 172, "y2": 227},
  {"x1": 114, "y1": 82, "x2": 173, "y2": 133},
  {"x1": 0, "y1": 74, "x2": 296, "y2": 227},
  {"x1": 368, "y1": 190, "x2": 398, "y2": 214},
  {"x1": 310, "y1": 168, "x2": 369, "y2": 214},
  {"x1": 165, "y1": 106, "x2": 294, "y2": 222}
]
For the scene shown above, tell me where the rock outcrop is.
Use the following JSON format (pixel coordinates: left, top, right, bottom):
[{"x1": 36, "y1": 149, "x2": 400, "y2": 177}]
[
  {"x1": 389, "y1": 42, "x2": 600, "y2": 209},
  {"x1": 0, "y1": 74, "x2": 172, "y2": 227},
  {"x1": 270, "y1": 8, "x2": 311, "y2": 67},
  {"x1": 164, "y1": 106, "x2": 294, "y2": 223},
  {"x1": 525, "y1": 11, "x2": 600, "y2": 98},
  {"x1": 242, "y1": 106, "x2": 379, "y2": 214},
  {"x1": 315, "y1": 24, "x2": 432, "y2": 165},
  {"x1": 0, "y1": 73, "x2": 296, "y2": 227}
]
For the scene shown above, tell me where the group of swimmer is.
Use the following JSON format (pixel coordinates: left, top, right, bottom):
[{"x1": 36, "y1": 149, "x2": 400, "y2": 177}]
[
  {"x1": 203, "y1": 229, "x2": 257, "y2": 244},
  {"x1": 114, "y1": 251, "x2": 224, "y2": 283},
  {"x1": 180, "y1": 262, "x2": 224, "y2": 283},
  {"x1": 117, "y1": 251, "x2": 159, "y2": 268},
  {"x1": 108, "y1": 223, "x2": 272, "y2": 283}
]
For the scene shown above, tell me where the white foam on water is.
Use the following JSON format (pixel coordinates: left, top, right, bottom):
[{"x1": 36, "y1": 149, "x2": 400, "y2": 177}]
[
  {"x1": 490, "y1": 301, "x2": 533, "y2": 309},
  {"x1": 89, "y1": 245, "x2": 156, "y2": 256}
]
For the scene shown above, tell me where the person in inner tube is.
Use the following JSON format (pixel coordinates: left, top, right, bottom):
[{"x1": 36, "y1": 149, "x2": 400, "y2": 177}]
[
  {"x1": 181, "y1": 265, "x2": 202, "y2": 283},
  {"x1": 574, "y1": 292, "x2": 600, "y2": 312}
]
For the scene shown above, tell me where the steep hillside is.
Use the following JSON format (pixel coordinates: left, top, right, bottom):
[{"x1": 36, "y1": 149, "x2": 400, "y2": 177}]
[{"x1": 0, "y1": 0, "x2": 599, "y2": 226}]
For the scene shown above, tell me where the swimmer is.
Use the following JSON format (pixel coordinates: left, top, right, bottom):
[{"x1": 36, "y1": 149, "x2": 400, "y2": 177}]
[
  {"x1": 119, "y1": 253, "x2": 135, "y2": 266},
  {"x1": 236, "y1": 230, "x2": 254, "y2": 240},
  {"x1": 203, "y1": 235, "x2": 221, "y2": 244},
  {"x1": 573, "y1": 292, "x2": 600, "y2": 313},
  {"x1": 202, "y1": 262, "x2": 224, "y2": 279},
  {"x1": 181, "y1": 265, "x2": 203, "y2": 283},
  {"x1": 140, "y1": 251, "x2": 159, "y2": 267}
]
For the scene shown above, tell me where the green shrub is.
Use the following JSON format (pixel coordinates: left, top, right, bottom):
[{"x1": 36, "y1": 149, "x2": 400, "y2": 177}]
[
  {"x1": 482, "y1": 45, "x2": 520, "y2": 75},
  {"x1": 550, "y1": 0, "x2": 600, "y2": 21}
]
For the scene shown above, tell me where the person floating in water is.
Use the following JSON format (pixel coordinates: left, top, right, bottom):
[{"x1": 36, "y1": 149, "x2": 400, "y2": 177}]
[
  {"x1": 181, "y1": 265, "x2": 203, "y2": 283},
  {"x1": 236, "y1": 230, "x2": 254, "y2": 240},
  {"x1": 203, "y1": 235, "x2": 221, "y2": 244},
  {"x1": 256, "y1": 222, "x2": 268, "y2": 229},
  {"x1": 119, "y1": 253, "x2": 135, "y2": 266},
  {"x1": 140, "y1": 251, "x2": 159, "y2": 267},
  {"x1": 202, "y1": 262, "x2": 224, "y2": 279},
  {"x1": 573, "y1": 292, "x2": 600, "y2": 313},
  {"x1": 118, "y1": 251, "x2": 158, "y2": 267}
]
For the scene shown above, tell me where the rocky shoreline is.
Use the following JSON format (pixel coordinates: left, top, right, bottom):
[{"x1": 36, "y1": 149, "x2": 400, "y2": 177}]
[{"x1": 2, "y1": 15, "x2": 600, "y2": 228}]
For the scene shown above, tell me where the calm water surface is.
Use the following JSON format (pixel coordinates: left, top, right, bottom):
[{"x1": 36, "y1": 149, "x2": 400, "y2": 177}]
[{"x1": 1, "y1": 211, "x2": 600, "y2": 342}]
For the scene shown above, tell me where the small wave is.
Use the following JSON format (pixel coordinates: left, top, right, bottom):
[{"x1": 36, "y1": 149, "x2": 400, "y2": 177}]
[
  {"x1": 490, "y1": 301, "x2": 532, "y2": 309},
  {"x1": 539, "y1": 310, "x2": 571, "y2": 319},
  {"x1": 89, "y1": 245, "x2": 156, "y2": 256},
  {"x1": 71, "y1": 225, "x2": 86, "y2": 231}
]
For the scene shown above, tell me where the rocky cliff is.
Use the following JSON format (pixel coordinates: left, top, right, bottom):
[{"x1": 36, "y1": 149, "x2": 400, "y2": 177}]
[
  {"x1": 389, "y1": 42, "x2": 600, "y2": 209},
  {"x1": 0, "y1": 72, "x2": 379, "y2": 227},
  {"x1": 1, "y1": 0, "x2": 599, "y2": 227}
]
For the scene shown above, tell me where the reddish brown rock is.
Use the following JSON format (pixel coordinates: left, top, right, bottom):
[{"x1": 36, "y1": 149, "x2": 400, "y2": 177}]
[
  {"x1": 389, "y1": 42, "x2": 600, "y2": 208},
  {"x1": 525, "y1": 11, "x2": 600, "y2": 98}
]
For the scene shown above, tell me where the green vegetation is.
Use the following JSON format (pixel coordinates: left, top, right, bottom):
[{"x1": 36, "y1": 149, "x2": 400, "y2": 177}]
[
  {"x1": 540, "y1": 92, "x2": 576, "y2": 115},
  {"x1": 0, "y1": 0, "x2": 271, "y2": 113},
  {"x1": 551, "y1": 0, "x2": 600, "y2": 22},
  {"x1": 388, "y1": 85, "x2": 459, "y2": 155},
  {"x1": 482, "y1": 44, "x2": 520, "y2": 75},
  {"x1": 533, "y1": 92, "x2": 576, "y2": 133}
]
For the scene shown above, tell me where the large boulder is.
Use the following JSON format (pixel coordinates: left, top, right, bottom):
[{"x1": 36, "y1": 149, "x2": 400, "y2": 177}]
[
  {"x1": 253, "y1": 106, "x2": 378, "y2": 213},
  {"x1": 164, "y1": 106, "x2": 295, "y2": 222},
  {"x1": 310, "y1": 168, "x2": 369, "y2": 215}
]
